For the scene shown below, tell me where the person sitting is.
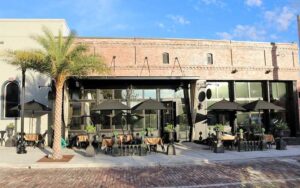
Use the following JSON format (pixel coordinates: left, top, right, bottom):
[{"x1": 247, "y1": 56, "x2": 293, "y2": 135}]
[{"x1": 133, "y1": 133, "x2": 142, "y2": 144}]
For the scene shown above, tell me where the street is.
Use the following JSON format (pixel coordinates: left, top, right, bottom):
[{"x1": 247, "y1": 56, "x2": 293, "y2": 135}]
[{"x1": 1, "y1": 156, "x2": 300, "y2": 188}]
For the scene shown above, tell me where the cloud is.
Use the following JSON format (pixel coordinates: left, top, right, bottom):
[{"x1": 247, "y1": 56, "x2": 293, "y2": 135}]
[
  {"x1": 217, "y1": 25, "x2": 266, "y2": 41},
  {"x1": 167, "y1": 15, "x2": 190, "y2": 25},
  {"x1": 157, "y1": 23, "x2": 165, "y2": 29},
  {"x1": 264, "y1": 6, "x2": 295, "y2": 31},
  {"x1": 199, "y1": 0, "x2": 225, "y2": 6},
  {"x1": 245, "y1": 0, "x2": 262, "y2": 7}
]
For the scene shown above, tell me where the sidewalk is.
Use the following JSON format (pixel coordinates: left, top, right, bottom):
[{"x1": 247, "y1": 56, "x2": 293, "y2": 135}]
[{"x1": 1, "y1": 142, "x2": 300, "y2": 169}]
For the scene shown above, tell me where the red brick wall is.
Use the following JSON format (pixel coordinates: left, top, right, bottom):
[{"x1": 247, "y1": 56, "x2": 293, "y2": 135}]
[{"x1": 76, "y1": 37, "x2": 299, "y2": 81}]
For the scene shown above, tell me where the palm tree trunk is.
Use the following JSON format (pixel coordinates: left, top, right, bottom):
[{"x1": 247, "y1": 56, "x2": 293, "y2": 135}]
[{"x1": 52, "y1": 76, "x2": 65, "y2": 159}]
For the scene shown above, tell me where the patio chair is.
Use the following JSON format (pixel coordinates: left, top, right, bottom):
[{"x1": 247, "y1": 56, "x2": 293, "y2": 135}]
[{"x1": 0, "y1": 131, "x2": 5, "y2": 146}]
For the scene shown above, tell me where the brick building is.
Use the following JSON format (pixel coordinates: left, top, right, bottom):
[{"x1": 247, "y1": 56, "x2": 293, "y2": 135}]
[
  {"x1": 66, "y1": 37, "x2": 299, "y2": 141},
  {"x1": 0, "y1": 19, "x2": 299, "y2": 144}
]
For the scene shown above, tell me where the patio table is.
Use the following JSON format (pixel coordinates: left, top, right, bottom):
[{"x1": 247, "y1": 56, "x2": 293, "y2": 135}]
[
  {"x1": 24, "y1": 134, "x2": 39, "y2": 142},
  {"x1": 101, "y1": 138, "x2": 114, "y2": 148},
  {"x1": 221, "y1": 134, "x2": 236, "y2": 141},
  {"x1": 144, "y1": 137, "x2": 164, "y2": 145},
  {"x1": 77, "y1": 135, "x2": 88, "y2": 142},
  {"x1": 117, "y1": 134, "x2": 133, "y2": 144}
]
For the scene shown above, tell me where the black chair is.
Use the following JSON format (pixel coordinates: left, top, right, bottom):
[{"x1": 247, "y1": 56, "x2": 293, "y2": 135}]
[{"x1": 0, "y1": 131, "x2": 6, "y2": 146}]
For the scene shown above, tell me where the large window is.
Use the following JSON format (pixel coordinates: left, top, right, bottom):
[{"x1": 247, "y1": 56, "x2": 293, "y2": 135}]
[
  {"x1": 206, "y1": 82, "x2": 229, "y2": 125},
  {"x1": 4, "y1": 81, "x2": 20, "y2": 117},
  {"x1": 235, "y1": 82, "x2": 263, "y2": 128}
]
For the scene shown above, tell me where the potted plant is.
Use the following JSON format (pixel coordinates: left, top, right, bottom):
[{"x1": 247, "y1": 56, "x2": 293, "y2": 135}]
[
  {"x1": 213, "y1": 124, "x2": 224, "y2": 138},
  {"x1": 213, "y1": 124, "x2": 225, "y2": 153},
  {"x1": 274, "y1": 120, "x2": 290, "y2": 137},
  {"x1": 5, "y1": 123, "x2": 15, "y2": 147},
  {"x1": 6, "y1": 123, "x2": 15, "y2": 137},
  {"x1": 164, "y1": 123, "x2": 175, "y2": 143},
  {"x1": 85, "y1": 125, "x2": 96, "y2": 157},
  {"x1": 273, "y1": 120, "x2": 288, "y2": 150}
]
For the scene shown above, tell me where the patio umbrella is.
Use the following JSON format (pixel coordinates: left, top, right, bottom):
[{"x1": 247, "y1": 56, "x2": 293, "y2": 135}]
[
  {"x1": 207, "y1": 99, "x2": 245, "y2": 132},
  {"x1": 243, "y1": 99, "x2": 285, "y2": 133},
  {"x1": 11, "y1": 100, "x2": 52, "y2": 133},
  {"x1": 207, "y1": 99, "x2": 245, "y2": 111},
  {"x1": 132, "y1": 99, "x2": 166, "y2": 132},
  {"x1": 91, "y1": 100, "x2": 130, "y2": 111},
  {"x1": 91, "y1": 100, "x2": 130, "y2": 130}
]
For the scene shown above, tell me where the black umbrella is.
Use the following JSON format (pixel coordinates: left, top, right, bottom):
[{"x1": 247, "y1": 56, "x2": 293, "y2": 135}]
[
  {"x1": 91, "y1": 100, "x2": 130, "y2": 130},
  {"x1": 11, "y1": 100, "x2": 51, "y2": 114},
  {"x1": 132, "y1": 99, "x2": 166, "y2": 111},
  {"x1": 207, "y1": 99, "x2": 245, "y2": 111},
  {"x1": 91, "y1": 100, "x2": 130, "y2": 111},
  {"x1": 207, "y1": 99, "x2": 245, "y2": 132},
  {"x1": 11, "y1": 100, "x2": 51, "y2": 133},
  {"x1": 243, "y1": 99, "x2": 285, "y2": 111},
  {"x1": 132, "y1": 99, "x2": 166, "y2": 131},
  {"x1": 243, "y1": 99, "x2": 285, "y2": 133}
]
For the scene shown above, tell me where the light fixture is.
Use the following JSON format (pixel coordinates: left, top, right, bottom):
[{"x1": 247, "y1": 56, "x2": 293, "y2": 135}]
[
  {"x1": 265, "y1": 69, "x2": 272, "y2": 74},
  {"x1": 231, "y1": 69, "x2": 238, "y2": 74}
]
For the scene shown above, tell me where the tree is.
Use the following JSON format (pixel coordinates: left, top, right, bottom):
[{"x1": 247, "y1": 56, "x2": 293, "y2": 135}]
[
  {"x1": 31, "y1": 27, "x2": 107, "y2": 159},
  {"x1": 6, "y1": 50, "x2": 45, "y2": 154}
]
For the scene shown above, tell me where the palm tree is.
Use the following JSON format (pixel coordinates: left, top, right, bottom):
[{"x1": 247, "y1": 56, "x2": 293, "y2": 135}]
[
  {"x1": 30, "y1": 27, "x2": 107, "y2": 159},
  {"x1": 6, "y1": 50, "x2": 45, "y2": 154}
]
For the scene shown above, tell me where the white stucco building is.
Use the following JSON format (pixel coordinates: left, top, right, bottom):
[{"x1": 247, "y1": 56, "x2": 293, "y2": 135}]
[{"x1": 0, "y1": 19, "x2": 70, "y2": 144}]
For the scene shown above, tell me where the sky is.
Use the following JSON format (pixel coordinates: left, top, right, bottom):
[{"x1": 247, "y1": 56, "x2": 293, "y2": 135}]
[{"x1": 0, "y1": 0, "x2": 300, "y2": 43}]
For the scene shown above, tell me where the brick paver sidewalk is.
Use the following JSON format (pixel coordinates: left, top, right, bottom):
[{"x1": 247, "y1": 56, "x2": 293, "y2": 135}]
[{"x1": 1, "y1": 156, "x2": 300, "y2": 187}]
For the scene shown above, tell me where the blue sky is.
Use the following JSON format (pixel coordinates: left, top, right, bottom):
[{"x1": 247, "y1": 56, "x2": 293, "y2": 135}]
[{"x1": 1, "y1": 0, "x2": 299, "y2": 43}]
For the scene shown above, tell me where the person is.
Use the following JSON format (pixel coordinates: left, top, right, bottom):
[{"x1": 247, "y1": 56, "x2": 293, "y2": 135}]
[{"x1": 133, "y1": 132, "x2": 142, "y2": 144}]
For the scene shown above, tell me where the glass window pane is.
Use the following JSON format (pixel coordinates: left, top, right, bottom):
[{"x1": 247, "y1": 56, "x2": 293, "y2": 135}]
[
  {"x1": 101, "y1": 110, "x2": 112, "y2": 129},
  {"x1": 83, "y1": 89, "x2": 96, "y2": 100},
  {"x1": 131, "y1": 110, "x2": 144, "y2": 129},
  {"x1": 160, "y1": 89, "x2": 175, "y2": 99},
  {"x1": 277, "y1": 83, "x2": 286, "y2": 99},
  {"x1": 113, "y1": 110, "x2": 127, "y2": 130},
  {"x1": 237, "y1": 112, "x2": 250, "y2": 127},
  {"x1": 114, "y1": 89, "x2": 127, "y2": 100},
  {"x1": 131, "y1": 89, "x2": 143, "y2": 99},
  {"x1": 235, "y1": 82, "x2": 249, "y2": 98},
  {"x1": 5, "y1": 82, "x2": 20, "y2": 117},
  {"x1": 250, "y1": 82, "x2": 262, "y2": 98},
  {"x1": 99, "y1": 90, "x2": 112, "y2": 100},
  {"x1": 145, "y1": 110, "x2": 158, "y2": 129},
  {"x1": 271, "y1": 83, "x2": 278, "y2": 99},
  {"x1": 175, "y1": 89, "x2": 184, "y2": 99},
  {"x1": 163, "y1": 53, "x2": 169, "y2": 64},
  {"x1": 218, "y1": 83, "x2": 229, "y2": 99},
  {"x1": 144, "y1": 89, "x2": 156, "y2": 99}
]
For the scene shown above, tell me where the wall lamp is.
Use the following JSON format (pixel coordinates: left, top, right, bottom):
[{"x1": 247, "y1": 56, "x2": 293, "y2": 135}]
[
  {"x1": 265, "y1": 69, "x2": 272, "y2": 74},
  {"x1": 231, "y1": 69, "x2": 238, "y2": 74}
]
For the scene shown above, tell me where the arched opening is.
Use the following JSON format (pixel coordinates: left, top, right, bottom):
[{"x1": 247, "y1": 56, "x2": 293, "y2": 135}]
[{"x1": 4, "y1": 81, "x2": 20, "y2": 117}]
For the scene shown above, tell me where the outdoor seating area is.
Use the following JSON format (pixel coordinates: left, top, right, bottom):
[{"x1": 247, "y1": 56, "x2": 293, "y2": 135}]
[{"x1": 67, "y1": 131, "x2": 166, "y2": 157}]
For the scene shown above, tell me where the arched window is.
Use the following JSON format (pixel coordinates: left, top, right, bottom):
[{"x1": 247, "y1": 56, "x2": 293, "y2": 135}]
[
  {"x1": 207, "y1": 53, "x2": 213, "y2": 65},
  {"x1": 163, "y1": 52, "x2": 169, "y2": 64},
  {"x1": 4, "y1": 81, "x2": 20, "y2": 117}
]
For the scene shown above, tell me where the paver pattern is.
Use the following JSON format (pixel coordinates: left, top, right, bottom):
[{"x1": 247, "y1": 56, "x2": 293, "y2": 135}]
[{"x1": 1, "y1": 156, "x2": 300, "y2": 188}]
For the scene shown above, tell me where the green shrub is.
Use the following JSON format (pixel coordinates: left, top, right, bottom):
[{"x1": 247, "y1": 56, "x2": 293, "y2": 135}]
[
  {"x1": 213, "y1": 124, "x2": 224, "y2": 132},
  {"x1": 164, "y1": 123, "x2": 175, "y2": 133},
  {"x1": 275, "y1": 120, "x2": 289, "y2": 130},
  {"x1": 85, "y1": 125, "x2": 96, "y2": 134},
  {"x1": 6, "y1": 123, "x2": 14, "y2": 129}
]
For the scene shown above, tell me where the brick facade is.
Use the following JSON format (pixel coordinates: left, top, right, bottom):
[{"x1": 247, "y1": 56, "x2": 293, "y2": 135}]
[{"x1": 76, "y1": 37, "x2": 299, "y2": 81}]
